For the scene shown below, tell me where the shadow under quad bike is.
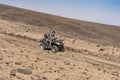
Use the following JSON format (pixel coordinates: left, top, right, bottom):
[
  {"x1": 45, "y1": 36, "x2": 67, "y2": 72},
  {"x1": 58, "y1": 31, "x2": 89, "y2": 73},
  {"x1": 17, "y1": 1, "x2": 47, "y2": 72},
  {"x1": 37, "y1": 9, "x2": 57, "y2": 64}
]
[{"x1": 40, "y1": 36, "x2": 65, "y2": 53}]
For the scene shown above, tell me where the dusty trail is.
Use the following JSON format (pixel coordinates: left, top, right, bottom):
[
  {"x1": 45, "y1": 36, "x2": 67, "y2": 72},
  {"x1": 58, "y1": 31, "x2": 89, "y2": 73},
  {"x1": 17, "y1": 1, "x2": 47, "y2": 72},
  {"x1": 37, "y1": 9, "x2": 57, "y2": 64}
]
[
  {"x1": 0, "y1": 32, "x2": 120, "y2": 80},
  {"x1": 1, "y1": 33, "x2": 120, "y2": 69}
]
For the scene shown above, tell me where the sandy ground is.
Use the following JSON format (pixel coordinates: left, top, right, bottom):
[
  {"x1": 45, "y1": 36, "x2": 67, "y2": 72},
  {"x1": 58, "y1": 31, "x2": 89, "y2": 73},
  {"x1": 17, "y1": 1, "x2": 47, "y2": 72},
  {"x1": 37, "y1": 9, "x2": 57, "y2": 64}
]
[{"x1": 0, "y1": 19, "x2": 120, "y2": 80}]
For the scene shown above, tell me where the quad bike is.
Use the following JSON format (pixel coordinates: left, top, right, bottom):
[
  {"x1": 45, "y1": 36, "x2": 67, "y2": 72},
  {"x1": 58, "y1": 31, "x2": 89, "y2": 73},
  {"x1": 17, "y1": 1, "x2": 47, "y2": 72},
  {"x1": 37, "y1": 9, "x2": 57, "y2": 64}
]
[{"x1": 40, "y1": 34, "x2": 65, "y2": 53}]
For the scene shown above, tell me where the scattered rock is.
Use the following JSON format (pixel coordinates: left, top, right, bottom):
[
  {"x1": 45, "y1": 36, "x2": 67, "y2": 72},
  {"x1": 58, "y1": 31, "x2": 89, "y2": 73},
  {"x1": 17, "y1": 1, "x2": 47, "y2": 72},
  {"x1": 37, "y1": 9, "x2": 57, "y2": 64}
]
[
  {"x1": 4, "y1": 77, "x2": 12, "y2": 80},
  {"x1": 97, "y1": 68, "x2": 101, "y2": 71},
  {"x1": 42, "y1": 76, "x2": 48, "y2": 80},
  {"x1": 0, "y1": 55, "x2": 3, "y2": 60},
  {"x1": 31, "y1": 77, "x2": 35, "y2": 80},
  {"x1": 6, "y1": 62, "x2": 10, "y2": 64},
  {"x1": 82, "y1": 71, "x2": 87, "y2": 75},
  {"x1": 86, "y1": 77, "x2": 91, "y2": 80},
  {"x1": 112, "y1": 72, "x2": 119, "y2": 76},
  {"x1": 84, "y1": 49, "x2": 88, "y2": 52},
  {"x1": 36, "y1": 57, "x2": 42, "y2": 61},
  {"x1": 15, "y1": 61, "x2": 22, "y2": 65},
  {"x1": 34, "y1": 60, "x2": 38, "y2": 62},
  {"x1": 31, "y1": 76, "x2": 41, "y2": 80},
  {"x1": 58, "y1": 67, "x2": 65, "y2": 71},
  {"x1": 54, "y1": 70, "x2": 60, "y2": 73},
  {"x1": 25, "y1": 55, "x2": 29, "y2": 58},
  {"x1": 85, "y1": 68, "x2": 88, "y2": 71},
  {"x1": 103, "y1": 70, "x2": 106, "y2": 73},
  {"x1": 73, "y1": 64, "x2": 76, "y2": 67},
  {"x1": 64, "y1": 61, "x2": 70, "y2": 65},
  {"x1": 54, "y1": 62, "x2": 57, "y2": 65},
  {"x1": 20, "y1": 50, "x2": 24, "y2": 53},
  {"x1": 10, "y1": 69, "x2": 16, "y2": 76},
  {"x1": 99, "y1": 48, "x2": 106, "y2": 52},
  {"x1": 6, "y1": 61, "x2": 12, "y2": 66},
  {"x1": 71, "y1": 55, "x2": 74, "y2": 57},
  {"x1": 17, "y1": 67, "x2": 32, "y2": 75},
  {"x1": 96, "y1": 44, "x2": 100, "y2": 47},
  {"x1": 69, "y1": 67, "x2": 73, "y2": 69},
  {"x1": 16, "y1": 75, "x2": 24, "y2": 80},
  {"x1": 72, "y1": 40, "x2": 75, "y2": 43},
  {"x1": 34, "y1": 74, "x2": 41, "y2": 78},
  {"x1": 111, "y1": 77, "x2": 119, "y2": 80},
  {"x1": 8, "y1": 56, "x2": 10, "y2": 58}
]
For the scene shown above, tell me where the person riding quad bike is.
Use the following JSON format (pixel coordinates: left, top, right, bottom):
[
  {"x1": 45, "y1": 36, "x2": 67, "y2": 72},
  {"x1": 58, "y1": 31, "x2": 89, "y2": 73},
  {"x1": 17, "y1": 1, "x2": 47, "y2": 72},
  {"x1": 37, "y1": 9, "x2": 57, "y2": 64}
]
[
  {"x1": 40, "y1": 31, "x2": 65, "y2": 53},
  {"x1": 45, "y1": 31, "x2": 56, "y2": 47}
]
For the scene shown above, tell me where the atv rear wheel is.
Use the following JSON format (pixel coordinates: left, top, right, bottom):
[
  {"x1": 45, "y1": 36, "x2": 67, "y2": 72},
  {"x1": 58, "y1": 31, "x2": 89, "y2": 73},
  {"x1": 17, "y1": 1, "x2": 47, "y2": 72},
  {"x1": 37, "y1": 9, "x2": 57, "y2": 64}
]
[{"x1": 51, "y1": 45, "x2": 58, "y2": 53}]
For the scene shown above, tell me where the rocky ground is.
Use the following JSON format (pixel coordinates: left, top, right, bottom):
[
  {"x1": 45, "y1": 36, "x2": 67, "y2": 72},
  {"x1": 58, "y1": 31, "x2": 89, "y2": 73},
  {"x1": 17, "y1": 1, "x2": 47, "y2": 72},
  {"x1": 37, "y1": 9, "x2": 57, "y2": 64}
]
[{"x1": 0, "y1": 19, "x2": 120, "y2": 80}]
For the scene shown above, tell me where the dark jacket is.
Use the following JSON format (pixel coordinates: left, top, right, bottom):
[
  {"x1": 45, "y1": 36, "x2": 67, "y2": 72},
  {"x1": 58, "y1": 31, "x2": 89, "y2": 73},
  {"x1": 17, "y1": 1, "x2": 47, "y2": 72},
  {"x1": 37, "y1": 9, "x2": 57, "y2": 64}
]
[{"x1": 46, "y1": 33, "x2": 55, "y2": 41}]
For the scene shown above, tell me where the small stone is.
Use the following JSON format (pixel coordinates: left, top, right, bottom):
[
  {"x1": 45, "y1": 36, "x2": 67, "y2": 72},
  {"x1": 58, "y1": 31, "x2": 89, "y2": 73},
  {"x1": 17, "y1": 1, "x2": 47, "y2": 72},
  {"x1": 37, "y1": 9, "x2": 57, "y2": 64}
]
[
  {"x1": 17, "y1": 67, "x2": 32, "y2": 74},
  {"x1": 0, "y1": 55, "x2": 3, "y2": 60},
  {"x1": 15, "y1": 61, "x2": 22, "y2": 65},
  {"x1": 25, "y1": 55, "x2": 29, "y2": 58},
  {"x1": 82, "y1": 72, "x2": 87, "y2": 75},
  {"x1": 16, "y1": 75, "x2": 24, "y2": 79},
  {"x1": 99, "y1": 48, "x2": 106, "y2": 51},
  {"x1": 72, "y1": 55, "x2": 74, "y2": 57},
  {"x1": 35, "y1": 60, "x2": 37, "y2": 62},
  {"x1": 86, "y1": 77, "x2": 91, "y2": 80},
  {"x1": 42, "y1": 76, "x2": 48, "y2": 80},
  {"x1": 84, "y1": 49, "x2": 88, "y2": 52},
  {"x1": 111, "y1": 77, "x2": 119, "y2": 80},
  {"x1": 36, "y1": 57, "x2": 42, "y2": 61},
  {"x1": 56, "y1": 78, "x2": 62, "y2": 80},
  {"x1": 10, "y1": 69, "x2": 16, "y2": 76},
  {"x1": 6, "y1": 61, "x2": 12, "y2": 66},
  {"x1": 6, "y1": 62, "x2": 10, "y2": 64},
  {"x1": 31, "y1": 75, "x2": 42, "y2": 80},
  {"x1": 64, "y1": 61, "x2": 70, "y2": 65},
  {"x1": 96, "y1": 44, "x2": 100, "y2": 47},
  {"x1": 112, "y1": 72, "x2": 119, "y2": 76},
  {"x1": 31, "y1": 77, "x2": 35, "y2": 80}
]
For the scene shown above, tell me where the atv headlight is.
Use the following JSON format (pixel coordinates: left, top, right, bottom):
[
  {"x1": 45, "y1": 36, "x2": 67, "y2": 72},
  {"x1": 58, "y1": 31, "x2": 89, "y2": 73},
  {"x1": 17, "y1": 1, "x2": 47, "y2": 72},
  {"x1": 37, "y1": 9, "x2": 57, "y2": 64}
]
[{"x1": 57, "y1": 43, "x2": 60, "y2": 45}]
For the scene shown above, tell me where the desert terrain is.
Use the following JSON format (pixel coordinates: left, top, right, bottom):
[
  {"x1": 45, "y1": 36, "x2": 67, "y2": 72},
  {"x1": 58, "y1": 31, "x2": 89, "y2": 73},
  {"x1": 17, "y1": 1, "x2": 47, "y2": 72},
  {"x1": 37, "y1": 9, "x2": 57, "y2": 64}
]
[{"x1": 0, "y1": 4, "x2": 120, "y2": 80}]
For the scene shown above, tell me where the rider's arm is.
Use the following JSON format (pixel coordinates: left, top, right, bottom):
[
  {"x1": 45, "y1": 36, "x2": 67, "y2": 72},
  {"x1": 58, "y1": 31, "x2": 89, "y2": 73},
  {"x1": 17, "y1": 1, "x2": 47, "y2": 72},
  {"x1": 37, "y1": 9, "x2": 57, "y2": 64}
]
[{"x1": 46, "y1": 33, "x2": 51, "y2": 41}]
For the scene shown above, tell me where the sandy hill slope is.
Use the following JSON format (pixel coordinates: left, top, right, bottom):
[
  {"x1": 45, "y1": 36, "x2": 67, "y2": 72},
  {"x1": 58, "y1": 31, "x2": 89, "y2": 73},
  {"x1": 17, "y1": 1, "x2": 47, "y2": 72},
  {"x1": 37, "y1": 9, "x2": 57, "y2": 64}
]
[
  {"x1": 0, "y1": 4, "x2": 120, "y2": 46},
  {"x1": 0, "y1": 4, "x2": 120, "y2": 80}
]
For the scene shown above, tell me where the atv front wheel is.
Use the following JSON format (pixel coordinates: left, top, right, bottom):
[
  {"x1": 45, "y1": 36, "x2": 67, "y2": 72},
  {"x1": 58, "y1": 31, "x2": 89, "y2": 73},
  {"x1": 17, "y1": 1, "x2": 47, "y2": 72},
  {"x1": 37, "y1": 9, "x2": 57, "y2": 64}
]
[{"x1": 51, "y1": 45, "x2": 58, "y2": 53}]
